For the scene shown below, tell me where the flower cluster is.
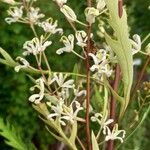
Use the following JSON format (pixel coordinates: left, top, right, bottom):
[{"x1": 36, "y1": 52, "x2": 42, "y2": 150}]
[
  {"x1": 27, "y1": 7, "x2": 45, "y2": 24},
  {"x1": 56, "y1": 31, "x2": 89, "y2": 59},
  {"x1": 28, "y1": 73, "x2": 85, "y2": 126},
  {"x1": 5, "y1": 6, "x2": 24, "y2": 24},
  {"x1": 38, "y1": 18, "x2": 63, "y2": 34},
  {"x1": 5, "y1": 4, "x2": 45, "y2": 25},
  {"x1": 91, "y1": 113, "x2": 126, "y2": 143},
  {"x1": 89, "y1": 45, "x2": 116, "y2": 78},
  {"x1": 47, "y1": 100, "x2": 83, "y2": 126},
  {"x1": 23, "y1": 35, "x2": 52, "y2": 56}
]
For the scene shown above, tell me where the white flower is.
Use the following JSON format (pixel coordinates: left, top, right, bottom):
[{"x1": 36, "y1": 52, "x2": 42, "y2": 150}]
[
  {"x1": 47, "y1": 100, "x2": 64, "y2": 123},
  {"x1": 60, "y1": 5, "x2": 77, "y2": 22},
  {"x1": 96, "y1": 0, "x2": 106, "y2": 11},
  {"x1": 27, "y1": 7, "x2": 45, "y2": 24},
  {"x1": 56, "y1": 34, "x2": 74, "y2": 54},
  {"x1": 50, "y1": 73, "x2": 75, "y2": 89},
  {"x1": 105, "y1": 124, "x2": 126, "y2": 143},
  {"x1": 38, "y1": 18, "x2": 63, "y2": 34},
  {"x1": 5, "y1": 6, "x2": 23, "y2": 24},
  {"x1": 89, "y1": 49, "x2": 113, "y2": 77},
  {"x1": 29, "y1": 78, "x2": 45, "y2": 104},
  {"x1": 61, "y1": 101, "x2": 83, "y2": 124},
  {"x1": 53, "y1": 0, "x2": 67, "y2": 7},
  {"x1": 85, "y1": 7, "x2": 99, "y2": 24},
  {"x1": 91, "y1": 113, "x2": 114, "y2": 135},
  {"x1": 23, "y1": 35, "x2": 52, "y2": 55},
  {"x1": 47, "y1": 100, "x2": 83, "y2": 126},
  {"x1": 75, "y1": 31, "x2": 87, "y2": 47},
  {"x1": 130, "y1": 34, "x2": 141, "y2": 55},
  {"x1": 14, "y1": 57, "x2": 29, "y2": 72}
]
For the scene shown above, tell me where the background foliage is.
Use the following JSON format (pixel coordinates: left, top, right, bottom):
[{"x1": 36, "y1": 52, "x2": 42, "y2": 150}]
[{"x1": 0, "y1": 0, "x2": 149, "y2": 149}]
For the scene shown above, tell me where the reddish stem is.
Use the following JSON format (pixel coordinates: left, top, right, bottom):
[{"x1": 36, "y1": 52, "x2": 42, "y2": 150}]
[
  {"x1": 118, "y1": 0, "x2": 123, "y2": 18},
  {"x1": 85, "y1": 1, "x2": 92, "y2": 150},
  {"x1": 107, "y1": 64, "x2": 121, "y2": 150}
]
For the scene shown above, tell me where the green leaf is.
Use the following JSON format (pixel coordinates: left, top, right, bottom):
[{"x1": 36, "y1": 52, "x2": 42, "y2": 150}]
[
  {"x1": 0, "y1": 117, "x2": 33, "y2": 150},
  {"x1": 91, "y1": 131, "x2": 100, "y2": 150},
  {"x1": 69, "y1": 121, "x2": 77, "y2": 145},
  {"x1": 46, "y1": 126, "x2": 66, "y2": 144},
  {"x1": 104, "y1": 0, "x2": 133, "y2": 119},
  {"x1": 0, "y1": 47, "x2": 17, "y2": 67}
]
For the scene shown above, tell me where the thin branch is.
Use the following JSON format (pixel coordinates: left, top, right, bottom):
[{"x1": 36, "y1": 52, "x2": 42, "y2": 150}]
[
  {"x1": 107, "y1": 64, "x2": 121, "y2": 150},
  {"x1": 77, "y1": 136, "x2": 86, "y2": 150},
  {"x1": 85, "y1": 0, "x2": 93, "y2": 150},
  {"x1": 130, "y1": 55, "x2": 150, "y2": 100}
]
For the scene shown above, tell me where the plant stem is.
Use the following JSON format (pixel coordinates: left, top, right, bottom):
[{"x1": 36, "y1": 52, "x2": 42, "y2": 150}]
[
  {"x1": 118, "y1": 0, "x2": 123, "y2": 18},
  {"x1": 107, "y1": 64, "x2": 121, "y2": 150},
  {"x1": 85, "y1": 26, "x2": 92, "y2": 150},
  {"x1": 85, "y1": 0, "x2": 92, "y2": 150},
  {"x1": 130, "y1": 55, "x2": 150, "y2": 100}
]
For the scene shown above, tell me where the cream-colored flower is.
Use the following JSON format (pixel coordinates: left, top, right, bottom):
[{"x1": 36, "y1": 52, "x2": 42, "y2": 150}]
[
  {"x1": 75, "y1": 30, "x2": 87, "y2": 47},
  {"x1": 47, "y1": 100, "x2": 65, "y2": 124},
  {"x1": 27, "y1": 7, "x2": 45, "y2": 24},
  {"x1": 14, "y1": 57, "x2": 29, "y2": 72},
  {"x1": 29, "y1": 78, "x2": 45, "y2": 104},
  {"x1": 130, "y1": 34, "x2": 141, "y2": 55},
  {"x1": 105, "y1": 124, "x2": 126, "y2": 143},
  {"x1": 89, "y1": 49, "x2": 113, "y2": 77},
  {"x1": 61, "y1": 101, "x2": 83, "y2": 124},
  {"x1": 47, "y1": 100, "x2": 83, "y2": 126},
  {"x1": 50, "y1": 73, "x2": 75, "y2": 89},
  {"x1": 96, "y1": 0, "x2": 106, "y2": 11},
  {"x1": 60, "y1": 5, "x2": 77, "y2": 22},
  {"x1": 56, "y1": 34, "x2": 74, "y2": 54},
  {"x1": 91, "y1": 113, "x2": 114, "y2": 135},
  {"x1": 5, "y1": 6, "x2": 23, "y2": 24},
  {"x1": 85, "y1": 7, "x2": 99, "y2": 24},
  {"x1": 23, "y1": 35, "x2": 52, "y2": 55},
  {"x1": 38, "y1": 18, "x2": 63, "y2": 34}
]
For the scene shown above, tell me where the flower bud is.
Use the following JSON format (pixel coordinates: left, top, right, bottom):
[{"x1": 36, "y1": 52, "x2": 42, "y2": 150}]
[{"x1": 60, "y1": 5, "x2": 77, "y2": 22}]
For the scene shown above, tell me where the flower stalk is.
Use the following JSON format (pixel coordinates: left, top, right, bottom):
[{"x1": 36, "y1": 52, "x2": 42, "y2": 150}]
[{"x1": 85, "y1": 0, "x2": 93, "y2": 150}]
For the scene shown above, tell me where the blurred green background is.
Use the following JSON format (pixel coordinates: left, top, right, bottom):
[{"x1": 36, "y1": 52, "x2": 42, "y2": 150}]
[{"x1": 0, "y1": 0, "x2": 150, "y2": 149}]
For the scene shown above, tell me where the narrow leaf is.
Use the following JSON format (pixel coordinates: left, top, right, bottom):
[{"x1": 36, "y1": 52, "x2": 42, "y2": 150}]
[{"x1": 91, "y1": 131, "x2": 100, "y2": 150}]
